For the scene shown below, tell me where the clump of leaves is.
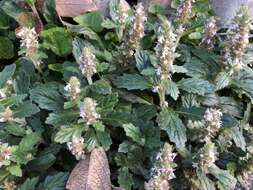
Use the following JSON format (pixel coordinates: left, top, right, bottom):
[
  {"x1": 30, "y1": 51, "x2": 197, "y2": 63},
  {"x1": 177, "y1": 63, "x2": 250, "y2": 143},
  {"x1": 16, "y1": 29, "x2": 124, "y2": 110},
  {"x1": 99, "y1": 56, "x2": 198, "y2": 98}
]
[{"x1": 0, "y1": 0, "x2": 253, "y2": 189}]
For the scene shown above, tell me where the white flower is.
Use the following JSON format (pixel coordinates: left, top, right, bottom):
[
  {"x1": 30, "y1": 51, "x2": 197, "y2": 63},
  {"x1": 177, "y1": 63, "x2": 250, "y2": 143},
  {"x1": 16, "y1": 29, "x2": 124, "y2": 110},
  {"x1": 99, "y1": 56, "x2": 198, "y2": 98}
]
[
  {"x1": 67, "y1": 136, "x2": 85, "y2": 160},
  {"x1": 0, "y1": 142, "x2": 12, "y2": 168},
  {"x1": 17, "y1": 27, "x2": 41, "y2": 69},
  {"x1": 204, "y1": 108, "x2": 223, "y2": 129},
  {"x1": 79, "y1": 48, "x2": 97, "y2": 84},
  {"x1": 80, "y1": 97, "x2": 100, "y2": 125},
  {"x1": 0, "y1": 107, "x2": 13, "y2": 123},
  {"x1": 64, "y1": 77, "x2": 81, "y2": 100}
]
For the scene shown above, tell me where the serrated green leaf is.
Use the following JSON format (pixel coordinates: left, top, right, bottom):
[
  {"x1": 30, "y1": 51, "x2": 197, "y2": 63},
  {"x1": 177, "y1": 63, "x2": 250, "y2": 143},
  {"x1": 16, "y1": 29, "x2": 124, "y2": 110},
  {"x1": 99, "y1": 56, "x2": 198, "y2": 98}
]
[
  {"x1": 37, "y1": 172, "x2": 69, "y2": 190},
  {"x1": 215, "y1": 72, "x2": 231, "y2": 91},
  {"x1": 54, "y1": 126, "x2": 83, "y2": 143},
  {"x1": 96, "y1": 93, "x2": 118, "y2": 116},
  {"x1": 19, "y1": 177, "x2": 38, "y2": 190},
  {"x1": 41, "y1": 27, "x2": 72, "y2": 56},
  {"x1": 27, "y1": 153, "x2": 56, "y2": 172},
  {"x1": 230, "y1": 126, "x2": 246, "y2": 151},
  {"x1": 114, "y1": 74, "x2": 151, "y2": 90},
  {"x1": 96, "y1": 130, "x2": 112, "y2": 151},
  {"x1": 178, "y1": 78, "x2": 215, "y2": 95},
  {"x1": 123, "y1": 123, "x2": 145, "y2": 146},
  {"x1": 46, "y1": 111, "x2": 79, "y2": 126},
  {"x1": 90, "y1": 80, "x2": 112, "y2": 95},
  {"x1": 0, "y1": 94, "x2": 27, "y2": 107},
  {"x1": 5, "y1": 123, "x2": 26, "y2": 136},
  {"x1": 196, "y1": 168, "x2": 215, "y2": 190},
  {"x1": 208, "y1": 165, "x2": 236, "y2": 190},
  {"x1": 163, "y1": 80, "x2": 180, "y2": 100},
  {"x1": 13, "y1": 101, "x2": 40, "y2": 118},
  {"x1": 13, "y1": 132, "x2": 41, "y2": 164},
  {"x1": 0, "y1": 64, "x2": 16, "y2": 88},
  {"x1": 30, "y1": 82, "x2": 63, "y2": 111},
  {"x1": 235, "y1": 69, "x2": 253, "y2": 100},
  {"x1": 135, "y1": 49, "x2": 151, "y2": 72},
  {"x1": 102, "y1": 19, "x2": 117, "y2": 29},
  {"x1": 43, "y1": 0, "x2": 56, "y2": 24},
  {"x1": 74, "y1": 11, "x2": 104, "y2": 32},
  {"x1": 118, "y1": 167, "x2": 134, "y2": 190},
  {"x1": 157, "y1": 108, "x2": 187, "y2": 148},
  {"x1": 8, "y1": 164, "x2": 22, "y2": 177}
]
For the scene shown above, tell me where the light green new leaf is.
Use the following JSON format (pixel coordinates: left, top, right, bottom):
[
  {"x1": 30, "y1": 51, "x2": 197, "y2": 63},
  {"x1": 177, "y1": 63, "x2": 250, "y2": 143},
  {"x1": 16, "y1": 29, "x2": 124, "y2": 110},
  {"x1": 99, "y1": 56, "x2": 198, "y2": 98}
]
[
  {"x1": 8, "y1": 164, "x2": 22, "y2": 177},
  {"x1": 157, "y1": 108, "x2": 187, "y2": 148},
  {"x1": 41, "y1": 27, "x2": 72, "y2": 56},
  {"x1": 114, "y1": 74, "x2": 151, "y2": 90},
  {"x1": 123, "y1": 123, "x2": 145, "y2": 146},
  {"x1": 178, "y1": 78, "x2": 215, "y2": 95},
  {"x1": 74, "y1": 11, "x2": 104, "y2": 32},
  {"x1": 118, "y1": 167, "x2": 134, "y2": 190},
  {"x1": 215, "y1": 72, "x2": 231, "y2": 91},
  {"x1": 0, "y1": 64, "x2": 16, "y2": 88}
]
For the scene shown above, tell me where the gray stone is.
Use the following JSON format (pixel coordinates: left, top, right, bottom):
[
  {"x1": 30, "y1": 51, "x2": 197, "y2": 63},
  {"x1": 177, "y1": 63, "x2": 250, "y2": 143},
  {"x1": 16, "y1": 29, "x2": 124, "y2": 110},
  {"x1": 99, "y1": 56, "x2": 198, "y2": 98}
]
[{"x1": 211, "y1": 0, "x2": 253, "y2": 27}]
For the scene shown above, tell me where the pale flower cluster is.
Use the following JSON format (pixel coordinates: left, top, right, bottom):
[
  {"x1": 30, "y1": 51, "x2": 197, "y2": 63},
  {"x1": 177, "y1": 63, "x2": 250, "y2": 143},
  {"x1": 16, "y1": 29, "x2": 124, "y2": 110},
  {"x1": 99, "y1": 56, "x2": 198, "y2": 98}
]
[
  {"x1": 79, "y1": 47, "x2": 97, "y2": 84},
  {"x1": 227, "y1": 6, "x2": 252, "y2": 74},
  {"x1": 0, "y1": 142, "x2": 12, "y2": 168},
  {"x1": 120, "y1": 3, "x2": 146, "y2": 65},
  {"x1": 146, "y1": 143, "x2": 177, "y2": 190},
  {"x1": 197, "y1": 142, "x2": 218, "y2": 169},
  {"x1": 200, "y1": 17, "x2": 218, "y2": 50},
  {"x1": 80, "y1": 97, "x2": 100, "y2": 125},
  {"x1": 16, "y1": 27, "x2": 41, "y2": 69},
  {"x1": 67, "y1": 136, "x2": 85, "y2": 160},
  {"x1": 176, "y1": 0, "x2": 195, "y2": 25},
  {"x1": 0, "y1": 107, "x2": 13, "y2": 123},
  {"x1": 115, "y1": 4, "x2": 128, "y2": 36},
  {"x1": 155, "y1": 20, "x2": 177, "y2": 80},
  {"x1": 64, "y1": 76, "x2": 81, "y2": 100},
  {"x1": 204, "y1": 108, "x2": 222, "y2": 140}
]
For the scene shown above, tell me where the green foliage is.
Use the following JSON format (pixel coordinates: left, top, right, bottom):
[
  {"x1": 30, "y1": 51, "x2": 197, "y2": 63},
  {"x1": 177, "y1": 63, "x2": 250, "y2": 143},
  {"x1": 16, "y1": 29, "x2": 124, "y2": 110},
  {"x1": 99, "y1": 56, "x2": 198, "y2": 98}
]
[
  {"x1": 0, "y1": 1, "x2": 252, "y2": 190},
  {"x1": 0, "y1": 37, "x2": 14, "y2": 59},
  {"x1": 41, "y1": 27, "x2": 72, "y2": 56}
]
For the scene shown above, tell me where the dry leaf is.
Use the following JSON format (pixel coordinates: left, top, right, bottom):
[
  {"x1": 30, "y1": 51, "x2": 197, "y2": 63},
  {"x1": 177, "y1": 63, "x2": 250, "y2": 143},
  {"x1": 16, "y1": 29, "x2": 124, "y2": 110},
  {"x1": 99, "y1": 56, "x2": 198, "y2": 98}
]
[
  {"x1": 56, "y1": 0, "x2": 98, "y2": 17},
  {"x1": 56, "y1": 0, "x2": 130, "y2": 17},
  {"x1": 66, "y1": 147, "x2": 111, "y2": 190}
]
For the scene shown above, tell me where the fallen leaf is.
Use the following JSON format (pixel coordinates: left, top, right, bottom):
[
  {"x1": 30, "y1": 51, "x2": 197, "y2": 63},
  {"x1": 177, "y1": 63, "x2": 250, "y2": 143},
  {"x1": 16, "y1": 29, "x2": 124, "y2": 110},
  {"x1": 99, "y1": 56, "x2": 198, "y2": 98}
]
[
  {"x1": 56, "y1": 0, "x2": 98, "y2": 17},
  {"x1": 66, "y1": 147, "x2": 111, "y2": 190}
]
